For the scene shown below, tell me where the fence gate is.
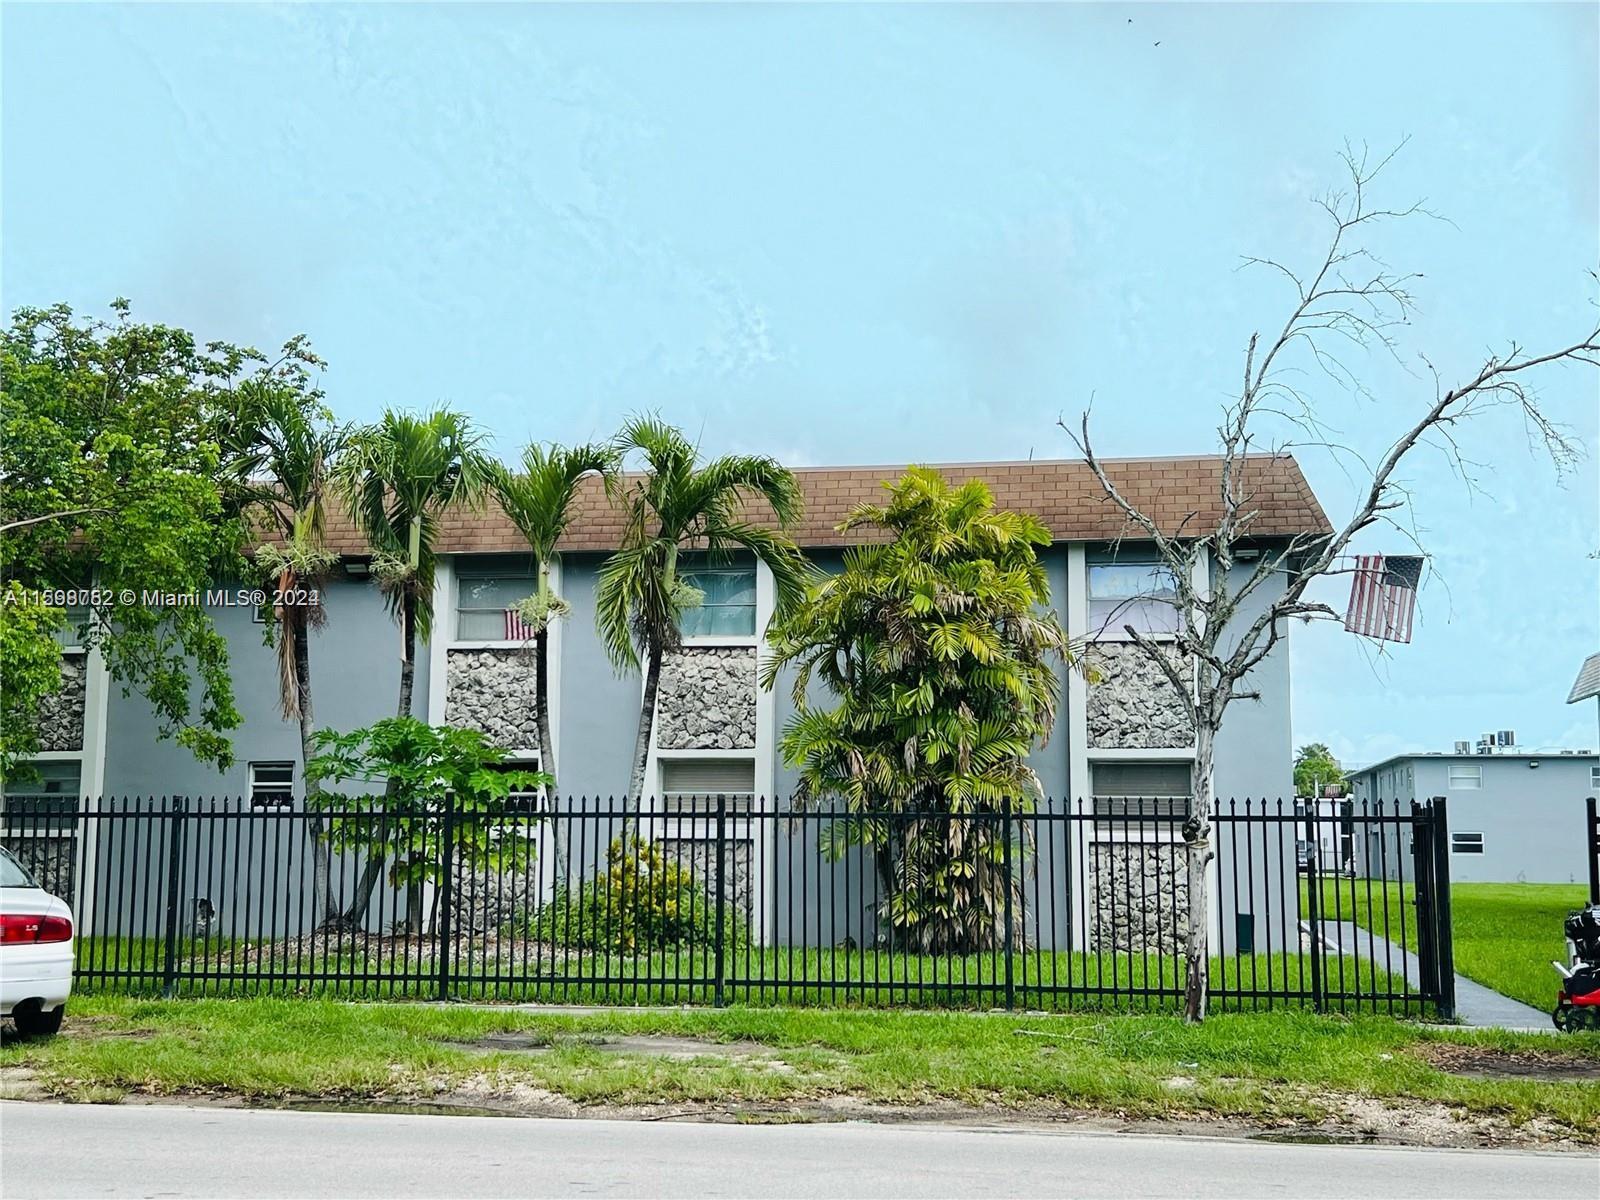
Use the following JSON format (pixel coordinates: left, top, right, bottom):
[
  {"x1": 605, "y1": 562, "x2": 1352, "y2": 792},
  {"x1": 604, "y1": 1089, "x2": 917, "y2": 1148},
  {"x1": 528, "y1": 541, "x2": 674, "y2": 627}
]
[
  {"x1": 1587, "y1": 796, "x2": 1599, "y2": 906},
  {"x1": 1410, "y1": 796, "x2": 1456, "y2": 1020}
]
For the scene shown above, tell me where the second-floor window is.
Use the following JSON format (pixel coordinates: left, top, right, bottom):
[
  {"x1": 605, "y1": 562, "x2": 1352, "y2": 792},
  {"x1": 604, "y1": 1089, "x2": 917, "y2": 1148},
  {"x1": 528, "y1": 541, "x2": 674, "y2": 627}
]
[
  {"x1": 1447, "y1": 763, "x2": 1483, "y2": 791},
  {"x1": 455, "y1": 557, "x2": 537, "y2": 640},
  {"x1": 1087, "y1": 562, "x2": 1182, "y2": 640},
  {"x1": 679, "y1": 561, "x2": 756, "y2": 638}
]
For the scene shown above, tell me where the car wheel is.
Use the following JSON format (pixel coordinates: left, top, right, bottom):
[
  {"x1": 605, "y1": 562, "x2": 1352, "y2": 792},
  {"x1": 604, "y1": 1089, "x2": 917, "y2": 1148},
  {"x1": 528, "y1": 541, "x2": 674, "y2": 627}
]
[{"x1": 12, "y1": 1005, "x2": 64, "y2": 1038}]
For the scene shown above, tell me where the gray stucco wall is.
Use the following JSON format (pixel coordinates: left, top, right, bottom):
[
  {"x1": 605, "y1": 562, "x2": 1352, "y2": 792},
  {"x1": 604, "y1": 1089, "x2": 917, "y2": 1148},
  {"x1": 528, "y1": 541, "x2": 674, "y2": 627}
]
[
  {"x1": 87, "y1": 579, "x2": 428, "y2": 939},
  {"x1": 552, "y1": 554, "x2": 647, "y2": 800},
  {"x1": 101, "y1": 577, "x2": 429, "y2": 797},
  {"x1": 1207, "y1": 560, "x2": 1297, "y2": 952}
]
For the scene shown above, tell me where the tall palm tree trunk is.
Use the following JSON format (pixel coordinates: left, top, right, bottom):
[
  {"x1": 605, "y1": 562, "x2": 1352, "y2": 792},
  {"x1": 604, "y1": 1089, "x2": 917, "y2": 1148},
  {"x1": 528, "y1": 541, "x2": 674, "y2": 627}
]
[
  {"x1": 627, "y1": 643, "x2": 664, "y2": 801},
  {"x1": 341, "y1": 593, "x2": 420, "y2": 928},
  {"x1": 534, "y1": 622, "x2": 567, "y2": 880},
  {"x1": 397, "y1": 596, "x2": 417, "y2": 720},
  {"x1": 293, "y1": 620, "x2": 336, "y2": 927}
]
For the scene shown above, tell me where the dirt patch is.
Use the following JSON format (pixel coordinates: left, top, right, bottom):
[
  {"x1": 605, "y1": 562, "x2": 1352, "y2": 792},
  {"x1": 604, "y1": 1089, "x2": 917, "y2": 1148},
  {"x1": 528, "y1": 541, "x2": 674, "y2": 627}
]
[
  {"x1": 592, "y1": 1036, "x2": 783, "y2": 1060},
  {"x1": 1319, "y1": 1093, "x2": 1587, "y2": 1150},
  {"x1": 443, "y1": 1033, "x2": 786, "y2": 1061},
  {"x1": 1415, "y1": 1041, "x2": 1600, "y2": 1081},
  {"x1": 444, "y1": 1033, "x2": 553, "y2": 1054},
  {"x1": 0, "y1": 1066, "x2": 47, "y2": 1101}
]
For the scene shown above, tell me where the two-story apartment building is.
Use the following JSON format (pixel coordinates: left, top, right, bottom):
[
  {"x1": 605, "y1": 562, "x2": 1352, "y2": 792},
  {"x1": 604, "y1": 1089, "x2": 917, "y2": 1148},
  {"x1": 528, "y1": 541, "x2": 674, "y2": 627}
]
[{"x1": 8, "y1": 455, "x2": 1328, "y2": 953}]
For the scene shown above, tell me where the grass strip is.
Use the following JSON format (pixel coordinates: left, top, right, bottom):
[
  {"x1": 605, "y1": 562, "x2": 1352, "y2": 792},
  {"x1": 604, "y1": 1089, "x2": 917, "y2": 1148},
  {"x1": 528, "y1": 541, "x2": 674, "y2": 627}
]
[{"x1": 5, "y1": 994, "x2": 1598, "y2": 1136}]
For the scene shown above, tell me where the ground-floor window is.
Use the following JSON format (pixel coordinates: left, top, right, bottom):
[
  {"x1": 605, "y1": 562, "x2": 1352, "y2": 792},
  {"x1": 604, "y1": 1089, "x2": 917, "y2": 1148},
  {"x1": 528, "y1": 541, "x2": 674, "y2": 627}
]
[
  {"x1": 1450, "y1": 831, "x2": 1485, "y2": 855},
  {"x1": 485, "y1": 756, "x2": 545, "y2": 813},
  {"x1": 659, "y1": 756, "x2": 756, "y2": 813},
  {"x1": 1, "y1": 759, "x2": 83, "y2": 833},
  {"x1": 248, "y1": 762, "x2": 295, "y2": 809}
]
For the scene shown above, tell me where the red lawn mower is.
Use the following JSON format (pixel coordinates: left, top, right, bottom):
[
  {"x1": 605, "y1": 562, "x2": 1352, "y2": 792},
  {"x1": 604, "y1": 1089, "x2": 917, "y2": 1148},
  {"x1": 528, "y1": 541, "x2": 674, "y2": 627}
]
[{"x1": 1552, "y1": 905, "x2": 1600, "y2": 1032}]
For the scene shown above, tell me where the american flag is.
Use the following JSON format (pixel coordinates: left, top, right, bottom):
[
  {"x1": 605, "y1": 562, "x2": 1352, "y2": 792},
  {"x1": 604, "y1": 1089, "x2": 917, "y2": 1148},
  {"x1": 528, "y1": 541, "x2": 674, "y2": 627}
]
[
  {"x1": 1343, "y1": 555, "x2": 1423, "y2": 643},
  {"x1": 503, "y1": 606, "x2": 535, "y2": 641}
]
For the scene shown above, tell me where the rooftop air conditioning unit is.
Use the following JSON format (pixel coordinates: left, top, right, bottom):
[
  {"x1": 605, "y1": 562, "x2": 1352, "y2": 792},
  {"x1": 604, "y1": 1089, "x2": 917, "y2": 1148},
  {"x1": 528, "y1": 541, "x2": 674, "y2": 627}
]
[
  {"x1": 1454, "y1": 740, "x2": 1471, "y2": 754},
  {"x1": 1477, "y1": 736, "x2": 1494, "y2": 755},
  {"x1": 1497, "y1": 730, "x2": 1516, "y2": 747}
]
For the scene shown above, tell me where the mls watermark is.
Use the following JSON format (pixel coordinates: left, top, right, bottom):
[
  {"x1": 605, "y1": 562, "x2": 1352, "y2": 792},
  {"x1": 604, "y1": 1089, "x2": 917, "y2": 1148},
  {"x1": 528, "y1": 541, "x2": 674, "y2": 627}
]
[{"x1": 4, "y1": 586, "x2": 322, "y2": 610}]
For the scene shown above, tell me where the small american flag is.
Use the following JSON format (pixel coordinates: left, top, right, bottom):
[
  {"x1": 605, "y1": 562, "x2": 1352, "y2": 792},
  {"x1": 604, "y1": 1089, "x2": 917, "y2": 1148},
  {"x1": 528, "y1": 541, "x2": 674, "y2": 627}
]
[
  {"x1": 1344, "y1": 554, "x2": 1423, "y2": 644},
  {"x1": 503, "y1": 606, "x2": 534, "y2": 641}
]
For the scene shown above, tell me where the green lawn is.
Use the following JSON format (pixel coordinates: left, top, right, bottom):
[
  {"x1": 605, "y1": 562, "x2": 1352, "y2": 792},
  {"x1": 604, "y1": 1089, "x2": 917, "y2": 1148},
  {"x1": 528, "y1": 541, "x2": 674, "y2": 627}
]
[
  {"x1": 70, "y1": 936, "x2": 1413, "y2": 1013},
  {"x1": 1301, "y1": 879, "x2": 1588, "y2": 1010},
  {"x1": 5, "y1": 995, "x2": 1598, "y2": 1137}
]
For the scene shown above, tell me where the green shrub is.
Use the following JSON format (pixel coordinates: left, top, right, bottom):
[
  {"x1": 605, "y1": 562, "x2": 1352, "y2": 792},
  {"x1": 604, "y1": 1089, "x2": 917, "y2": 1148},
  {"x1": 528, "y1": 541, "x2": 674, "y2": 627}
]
[{"x1": 525, "y1": 835, "x2": 748, "y2": 953}]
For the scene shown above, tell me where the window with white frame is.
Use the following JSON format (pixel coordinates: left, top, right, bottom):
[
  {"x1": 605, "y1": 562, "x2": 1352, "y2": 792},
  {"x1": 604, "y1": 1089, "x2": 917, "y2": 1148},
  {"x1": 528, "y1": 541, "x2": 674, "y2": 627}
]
[
  {"x1": 58, "y1": 603, "x2": 92, "y2": 646},
  {"x1": 1450, "y1": 831, "x2": 1485, "y2": 855},
  {"x1": 678, "y1": 558, "x2": 756, "y2": 638},
  {"x1": 1447, "y1": 763, "x2": 1483, "y2": 791},
  {"x1": 249, "y1": 762, "x2": 295, "y2": 809},
  {"x1": 1087, "y1": 562, "x2": 1182, "y2": 640},
  {"x1": 455, "y1": 556, "x2": 538, "y2": 640},
  {"x1": 659, "y1": 757, "x2": 756, "y2": 813},
  {"x1": 2, "y1": 760, "x2": 83, "y2": 832},
  {"x1": 1090, "y1": 761, "x2": 1192, "y2": 822},
  {"x1": 1591, "y1": 765, "x2": 1600, "y2": 789},
  {"x1": 484, "y1": 757, "x2": 546, "y2": 813}
]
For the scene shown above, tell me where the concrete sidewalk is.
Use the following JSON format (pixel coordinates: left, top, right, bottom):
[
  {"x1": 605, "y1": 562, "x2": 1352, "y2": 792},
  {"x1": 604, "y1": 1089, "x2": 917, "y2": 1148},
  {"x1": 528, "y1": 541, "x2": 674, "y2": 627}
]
[{"x1": 1319, "y1": 920, "x2": 1550, "y2": 1030}]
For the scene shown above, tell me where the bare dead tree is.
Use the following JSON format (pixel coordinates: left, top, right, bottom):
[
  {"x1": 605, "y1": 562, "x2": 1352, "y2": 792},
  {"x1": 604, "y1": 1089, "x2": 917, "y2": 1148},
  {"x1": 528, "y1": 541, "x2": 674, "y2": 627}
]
[{"x1": 1061, "y1": 143, "x2": 1598, "y2": 1023}]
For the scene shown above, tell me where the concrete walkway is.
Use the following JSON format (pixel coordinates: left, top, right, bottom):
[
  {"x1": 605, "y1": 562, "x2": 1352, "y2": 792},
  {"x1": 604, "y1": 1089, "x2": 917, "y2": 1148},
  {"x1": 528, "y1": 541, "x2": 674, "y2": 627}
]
[{"x1": 1319, "y1": 920, "x2": 1550, "y2": 1030}]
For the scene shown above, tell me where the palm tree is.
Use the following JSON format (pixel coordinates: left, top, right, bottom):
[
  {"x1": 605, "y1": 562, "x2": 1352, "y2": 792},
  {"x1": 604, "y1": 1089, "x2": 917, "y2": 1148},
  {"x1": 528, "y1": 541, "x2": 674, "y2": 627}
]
[
  {"x1": 489, "y1": 442, "x2": 621, "y2": 795},
  {"x1": 233, "y1": 379, "x2": 347, "y2": 927},
  {"x1": 334, "y1": 408, "x2": 495, "y2": 719},
  {"x1": 331, "y1": 407, "x2": 493, "y2": 926},
  {"x1": 762, "y1": 467, "x2": 1076, "y2": 952},
  {"x1": 595, "y1": 416, "x2": 810, "y2": 800}
]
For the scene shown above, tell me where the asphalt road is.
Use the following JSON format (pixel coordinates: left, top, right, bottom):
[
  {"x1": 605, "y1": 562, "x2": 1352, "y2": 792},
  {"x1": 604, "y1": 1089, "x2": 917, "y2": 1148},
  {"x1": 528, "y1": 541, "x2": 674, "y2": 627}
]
[{"x1": 1, "y1": 1102, "x2": 1594, "y2": 1199}]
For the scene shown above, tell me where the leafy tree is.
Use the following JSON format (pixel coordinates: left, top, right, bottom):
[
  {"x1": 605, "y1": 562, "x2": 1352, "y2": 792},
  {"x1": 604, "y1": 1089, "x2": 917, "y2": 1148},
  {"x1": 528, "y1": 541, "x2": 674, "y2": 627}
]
[
  {"x1": 232, "y1": 377, "x2": 349, "y2": 924},
  {"x1": 762, "y1": 468, "x2": 1075, "y2": 953},
  {"x1": 1294, "y1": 743, "x2": 1346, "y2": 799},
  {"x1": 595, "y1": 416, "x2": 810, "y2": 799},
  {"x1": 333, "y1": 408, "x2": 494, "y2": 720},
  {"x1": 0, "y1": 587, "x2": 66, "y2": 779},
  {"x1": 0, "y1": 300, "x2": 320, "y2": 775},
  {"x1": 489, "y1": 442, "x2": 621, "y2": 794},
  {"x1": 330, "y1": 408, "x2": 494, "y2": 923},
  {"x1": 306, "y1": 718, "x2": 549, "y2": 933}
]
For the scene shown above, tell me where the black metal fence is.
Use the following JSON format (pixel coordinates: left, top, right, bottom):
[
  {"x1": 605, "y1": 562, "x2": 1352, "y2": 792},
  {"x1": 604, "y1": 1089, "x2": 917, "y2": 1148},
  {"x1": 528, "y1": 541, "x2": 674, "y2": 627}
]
[
  {"x1": 0, "y1": 794, "x2": 1455, "y2": 1015},
  {"x1": 1588, "y1": 796, "x2": 1599, "y2": 907}
]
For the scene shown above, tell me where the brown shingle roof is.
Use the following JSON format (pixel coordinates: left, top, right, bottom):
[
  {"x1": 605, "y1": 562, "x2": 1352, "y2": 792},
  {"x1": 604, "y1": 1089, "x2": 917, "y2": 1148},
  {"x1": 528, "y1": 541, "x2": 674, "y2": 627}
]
[{"x1": 314, "y1": 455, "x2": 1330, "y2": 556}]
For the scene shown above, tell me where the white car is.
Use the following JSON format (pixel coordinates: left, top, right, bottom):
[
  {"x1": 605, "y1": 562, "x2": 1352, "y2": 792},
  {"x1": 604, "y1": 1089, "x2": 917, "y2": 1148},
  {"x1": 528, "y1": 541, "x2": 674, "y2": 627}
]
[{"x1": 1, "y1": 846, "x2": 74, "y2": 1037}]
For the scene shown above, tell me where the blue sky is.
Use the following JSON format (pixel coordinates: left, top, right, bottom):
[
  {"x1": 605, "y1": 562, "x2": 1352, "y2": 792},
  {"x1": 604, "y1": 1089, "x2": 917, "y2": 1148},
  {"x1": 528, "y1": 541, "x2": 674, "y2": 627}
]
[{"x1": 4, "y1": 3, "x2": 1596, "y2": 768}]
